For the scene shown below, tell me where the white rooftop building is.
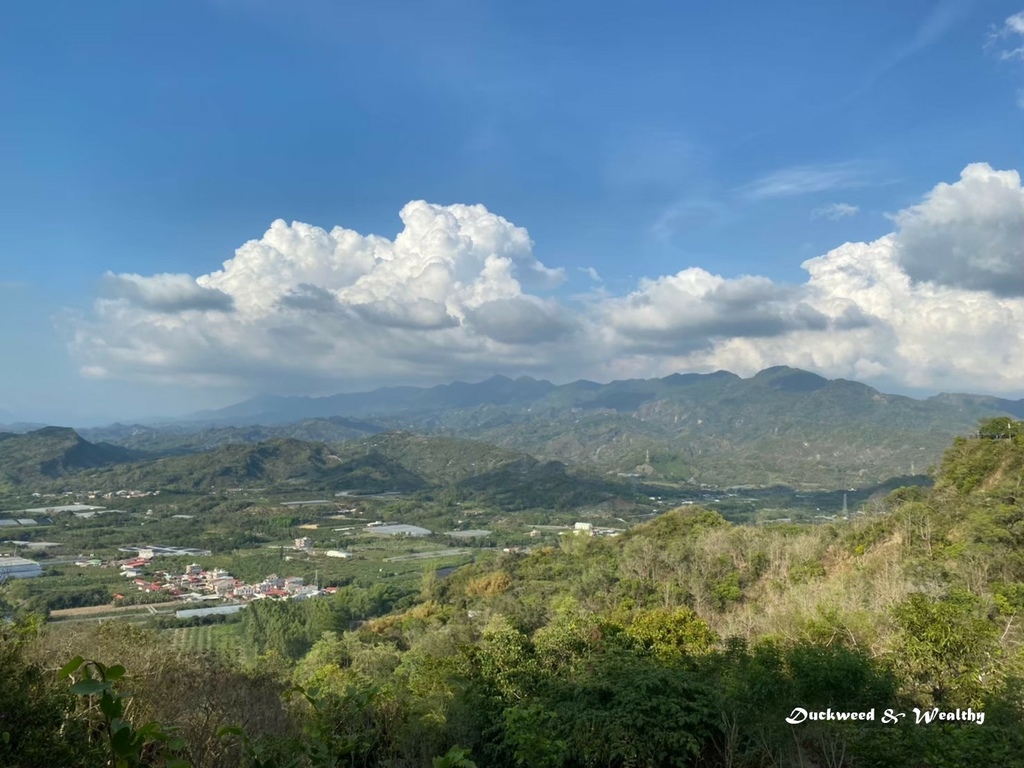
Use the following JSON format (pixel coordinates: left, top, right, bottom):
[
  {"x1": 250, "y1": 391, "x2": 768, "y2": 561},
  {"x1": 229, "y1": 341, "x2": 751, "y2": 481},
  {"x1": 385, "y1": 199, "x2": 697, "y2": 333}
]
[{"x1": 367, "y1": 524, "x2": 431, "y2": 537}]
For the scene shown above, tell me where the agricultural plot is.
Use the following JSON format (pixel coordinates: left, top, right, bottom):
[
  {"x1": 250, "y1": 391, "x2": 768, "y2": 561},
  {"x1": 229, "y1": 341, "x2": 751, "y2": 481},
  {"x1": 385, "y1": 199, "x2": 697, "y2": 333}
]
[{"x1": 166, "y1": 623, "x2": 243, "y2": 659}]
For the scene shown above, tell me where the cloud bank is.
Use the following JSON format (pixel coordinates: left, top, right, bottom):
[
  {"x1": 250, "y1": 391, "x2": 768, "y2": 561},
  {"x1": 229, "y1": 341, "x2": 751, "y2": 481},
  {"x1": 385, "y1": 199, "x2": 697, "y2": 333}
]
[{"x1": 70, "y1": 165, "x2": 1024, "y2": 395}]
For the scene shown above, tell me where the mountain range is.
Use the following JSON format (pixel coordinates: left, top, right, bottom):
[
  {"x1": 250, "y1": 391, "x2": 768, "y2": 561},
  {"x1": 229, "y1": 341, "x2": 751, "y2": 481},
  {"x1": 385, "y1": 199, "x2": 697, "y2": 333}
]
[
  {"x1": 173, "y1": 367, "x2": 1024, "y2": 487},
  {"x1": 10, "y1": 367, "x2": 1024, "y2": 488},
  {"x1": 180, "y1": 367, "x2": 1024, "y2": 424}
]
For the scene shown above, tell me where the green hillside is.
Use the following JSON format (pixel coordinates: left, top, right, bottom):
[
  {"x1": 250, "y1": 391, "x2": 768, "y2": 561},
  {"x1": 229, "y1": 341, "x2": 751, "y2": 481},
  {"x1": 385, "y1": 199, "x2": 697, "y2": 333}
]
[
  {"x1": 66, "y1": 437, "x2": 428, "y2": 494},
  {"x1": 353, "y1": 431, "x2": 532, "y2": 484},
  {"x1": 79, "y1": 416, "x2": 382, "y2": 456},
  {"x1": 4, "y1": 429, "x2": 635, "y2": 512},
  {"x1": 442, "y1": 369, "x2": 997, "y2": 486},
  {"x1": 0, "y1": 427, "x2": 135, "y2": 488}
]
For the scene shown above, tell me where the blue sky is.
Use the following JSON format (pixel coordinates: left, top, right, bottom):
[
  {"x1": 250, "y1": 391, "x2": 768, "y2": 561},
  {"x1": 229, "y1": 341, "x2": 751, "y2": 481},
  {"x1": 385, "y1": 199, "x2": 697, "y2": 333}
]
[{"x1": 2, "y1": 1, "x2": 1024, "y2": 424}]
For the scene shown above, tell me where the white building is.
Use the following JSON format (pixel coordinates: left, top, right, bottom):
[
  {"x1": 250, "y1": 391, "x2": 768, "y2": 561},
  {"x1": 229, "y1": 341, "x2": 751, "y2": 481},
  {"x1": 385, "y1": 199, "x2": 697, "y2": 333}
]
[
  {"x1": 325, "y1": 550, "x2": 352, "y2": 558},
  {"x1": 295, "y1": 537, "x2": 313, "y2": 550},
  {"x1": 0, "y1": 556, "x2": 42, "y2": 579},
  {"x1": 574, "y1": 522, "x2": 594, "y2": 536}
]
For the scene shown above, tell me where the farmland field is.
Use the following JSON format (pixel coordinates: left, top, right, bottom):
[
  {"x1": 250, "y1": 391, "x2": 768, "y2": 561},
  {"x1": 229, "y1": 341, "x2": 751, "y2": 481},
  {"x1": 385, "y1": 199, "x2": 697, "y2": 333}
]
[{"x1": 166, "y1": 622, "x2": 243, "y2": 659}]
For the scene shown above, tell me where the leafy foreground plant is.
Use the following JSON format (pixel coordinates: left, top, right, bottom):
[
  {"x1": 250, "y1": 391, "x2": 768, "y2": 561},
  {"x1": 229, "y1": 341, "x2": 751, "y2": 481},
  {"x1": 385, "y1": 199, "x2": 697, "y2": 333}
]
[
  {"x1": 431, "y1": 746, "x2": 477, "y2": 768},
  {"x1": 54, "y1": 655, "x2": 480, "y2": 768},
  {"x1": 59, "y1": 656, "x2": 190, "y2": 768}
]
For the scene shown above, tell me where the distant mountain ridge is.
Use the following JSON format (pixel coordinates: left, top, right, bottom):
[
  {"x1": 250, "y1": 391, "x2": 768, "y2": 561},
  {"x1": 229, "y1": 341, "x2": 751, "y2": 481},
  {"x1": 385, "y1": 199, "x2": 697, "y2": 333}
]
[
  {"x1": 927, "y1": 392, "x2": 1024, "y2": 419},
  {"x1": 17, "y1": 369, "x2": 1024, "y2": 489},
  {"x1": 170, "y1": 367, "x2": 1023, "y2": 487},
  {"x1": 186, "y1": 368, "x2": 1023, "y2": 426},
  {"x1": 187, "y1": 374, "x2": 558, "y2": 424},
  {"x1": 80, "y1": 416, "x2": 383, "y2": 455}
]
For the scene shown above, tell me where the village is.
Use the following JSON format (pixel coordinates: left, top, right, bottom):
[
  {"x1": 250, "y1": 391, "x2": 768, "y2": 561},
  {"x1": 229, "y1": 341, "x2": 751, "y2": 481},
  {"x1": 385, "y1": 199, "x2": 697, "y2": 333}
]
[{"x1": 96, "y1": 536, "x2": 340, "y2": 607}]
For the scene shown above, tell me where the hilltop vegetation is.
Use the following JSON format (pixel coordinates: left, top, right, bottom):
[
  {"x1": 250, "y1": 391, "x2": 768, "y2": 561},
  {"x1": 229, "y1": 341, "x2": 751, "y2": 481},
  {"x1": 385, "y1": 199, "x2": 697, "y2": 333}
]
[{"x1": 3, "y1": 422, "x2": 1024, "y2": 767}]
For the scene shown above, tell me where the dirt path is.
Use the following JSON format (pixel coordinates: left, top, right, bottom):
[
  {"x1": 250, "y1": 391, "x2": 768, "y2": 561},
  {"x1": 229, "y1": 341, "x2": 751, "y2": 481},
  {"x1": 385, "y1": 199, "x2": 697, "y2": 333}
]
[{"x1": 50, "y1": 600, "x2": 182, "y2": 618}]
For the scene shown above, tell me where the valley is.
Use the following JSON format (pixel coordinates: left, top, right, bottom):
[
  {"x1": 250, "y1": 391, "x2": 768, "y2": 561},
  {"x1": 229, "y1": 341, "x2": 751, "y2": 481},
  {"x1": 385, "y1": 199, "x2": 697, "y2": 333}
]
[{"x1": 1, "y1": 373, "x2": 1022, "y2": 768}]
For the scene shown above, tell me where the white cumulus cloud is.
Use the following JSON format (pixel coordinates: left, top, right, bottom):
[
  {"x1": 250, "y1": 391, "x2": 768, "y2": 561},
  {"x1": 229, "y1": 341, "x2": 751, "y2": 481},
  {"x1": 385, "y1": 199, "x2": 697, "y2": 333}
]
[
  {"x1": 597, "y1": 271, "x2": 831, "y2": 355},
  {"x1": 71, "y1": 201, "x2": 571, "y2": 390},
  {"x1": 101, "y1": 272, "x2": 234, "y2": 313},
  {"x1": 892, "y1": 163, "x2": 1024, "y2": 297},
  {"x1": 70, "y1": 167, "x2": 1024, "y2": 396}
]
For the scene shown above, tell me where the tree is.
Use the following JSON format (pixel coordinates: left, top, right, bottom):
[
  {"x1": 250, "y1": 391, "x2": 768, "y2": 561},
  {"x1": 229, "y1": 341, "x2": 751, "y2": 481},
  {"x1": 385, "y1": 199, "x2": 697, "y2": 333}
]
[
  {"x1": 625, "y1": 607, "x2": 718, "y2": 662},
  {"x1": 892, "y1": 590, "x2": 999, "y2": 706}
]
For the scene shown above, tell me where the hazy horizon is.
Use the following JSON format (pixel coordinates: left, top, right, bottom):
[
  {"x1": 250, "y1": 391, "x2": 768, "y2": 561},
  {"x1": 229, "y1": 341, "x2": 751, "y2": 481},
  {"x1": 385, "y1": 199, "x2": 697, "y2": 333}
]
[{"x1": 3, "y1": 364, "x2": 1021, "y2": 430}]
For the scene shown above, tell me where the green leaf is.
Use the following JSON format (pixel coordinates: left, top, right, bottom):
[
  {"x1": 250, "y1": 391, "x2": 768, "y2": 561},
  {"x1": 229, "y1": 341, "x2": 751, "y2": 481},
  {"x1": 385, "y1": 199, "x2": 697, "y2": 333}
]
[
  {"x1": 217, "y1": 725, "x2": 244, "y2": 738},
  {"x1": 110, "y1": 720, "x2": 131, "y2": 735},
  {"x1": 99, "y1": 692, "x2": 123, "y2": 720},
  {"x1": 110, "y1": 726, "x2": 134, "y2": 755},
  {"x1": 69, "y1": 679, "x2": 110, "y2": 696},
  {"x1": 167, "y1": 760, "x2": 191, "y2": 768},
  {"x1": 135, "y1": 721, "x2": 167, "y2": 742},
  {"x1": 58, "y1": 656, "x2": 85, "y2": 679},
  {"x1": 105, "y1": 664, "x2": 127, "y2": 681}
]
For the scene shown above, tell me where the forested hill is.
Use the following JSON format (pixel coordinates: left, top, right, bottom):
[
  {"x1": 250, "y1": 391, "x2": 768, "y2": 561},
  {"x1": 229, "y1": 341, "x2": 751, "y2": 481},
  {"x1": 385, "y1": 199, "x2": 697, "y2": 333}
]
[
  {"x1": 11, "y1": 429, "x2": 632, "y2": 510},
  {"x1": 113, "y1": 367, "x2": 1024, "y2": 487},
  {"x1": 0, "y1": 427, "x2": 135, "y2": 487},
  {"x1": 5, "y1": 424, "x2": 1024, "y2": 767},
  {"x1": 71, "y1": 437, "x2": 431, "y2": 494}
]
